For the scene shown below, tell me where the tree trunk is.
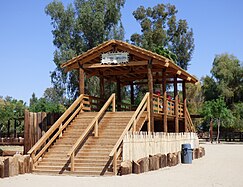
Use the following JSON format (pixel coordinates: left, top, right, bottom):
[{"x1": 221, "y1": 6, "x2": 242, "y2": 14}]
[{"x1": 216, "y1": 119, "x2": 220, "y2": 143}]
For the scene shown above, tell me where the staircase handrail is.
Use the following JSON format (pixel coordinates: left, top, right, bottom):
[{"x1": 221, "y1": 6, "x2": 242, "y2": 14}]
[
  {"x1": 185, "y1": 106, "x2": 195, "y2": 132},
  {"x1": 67, "y1": 93, "x2": 116, "y2": 172},
  {"x1": 109, "y1": 92, "x2": 149, "y2": 174},
  {"x1": 27, "y1": 94, "x2": 89, "y2": 163}
]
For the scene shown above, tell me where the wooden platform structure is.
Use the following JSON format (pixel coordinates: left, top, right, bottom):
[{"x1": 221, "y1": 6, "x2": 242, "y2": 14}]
[{"x1": 28, "y1": 40, "x2": 198, "y2": 176}]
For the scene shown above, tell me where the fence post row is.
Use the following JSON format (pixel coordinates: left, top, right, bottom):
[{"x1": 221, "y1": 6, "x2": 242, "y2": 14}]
[
  {"x1": 23, "y1": 110, "x2": 60, "y2": 154},
  {"x1": 122, "y1": 132, "x2": 199, "y2": 162}
]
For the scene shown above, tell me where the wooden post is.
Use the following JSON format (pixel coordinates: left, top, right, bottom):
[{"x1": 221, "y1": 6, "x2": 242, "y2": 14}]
[
  {"x1": 113, "y1": 152, "x2": 117, "y2": 175},
  {"x1": 117, "y1": 78, "x2": 121, "y2": 111},
  {"x1": 24, "y1": 110, "x2": 30, "y2": 154},
  {"x1": 147, "y1": 59, "x2": 154, "y2": 132},
  {"x1": 79, "y1": 67, "x2": 85, "y2": 95},
  {"x1": 99, "y1": 75, "x2": 105, "y2": 110},
  {"x1": 130, "y1": 81, "x2": 134, "y2": 107},
  {"x1": 94, "y1": 120, "x2": 98, "y2": 137},
  {"x1": 182, "y1": 80, "x2": 187, "y2": 132},
  {"x1": 162, "y1": 69, "x2": 167, "y2": 133},
  {"x1": 100, "y1": 75, "x2": 105, "y2": 99},
  {"x1": 71, "y1": 153, "x2": 74, "y2": 172},
  {"x1": 112, "y1": 95, "x2": 116, "y2": 112},
  {"x1": 174, "y1": 75, "x2": 179, "y2": 133}
]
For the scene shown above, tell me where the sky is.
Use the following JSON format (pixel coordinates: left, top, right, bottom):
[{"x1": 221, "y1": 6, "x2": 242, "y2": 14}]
[{"x1": 0, "y1": 0, "x2": 243, "y2": 104}]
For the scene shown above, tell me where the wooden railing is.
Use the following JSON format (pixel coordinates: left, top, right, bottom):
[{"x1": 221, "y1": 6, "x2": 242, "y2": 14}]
[
  {"x1": 185, "y1": 106, "x2": 195, "y2": 132},
  {"x1": 167, "y1": 99, "x2": 175, "y2": 116},
  {"x1": 109, "y1": 92, "x2": 150, "y2": 175},
  {"x1": 152, "y1": 94, "x2": 184, "y2": 117},
  {"x1": 89, "y1": 96, "x2": 106, "y2": 111},
  {"x1": 152, "y1": 94, "x2": 163, "y2": 113},
  {"x1": 27, "y1": 94, "x2": 90, "y2": 165},
  {"x1": 67, "y1": 93, "x2": 116, "y2": 172},
  {"x1": 117, "y1": 101, "x2": 132, "y2": 111},
  {"x1": 89, "y1": 96, "x2": 131, "y2": 111}
]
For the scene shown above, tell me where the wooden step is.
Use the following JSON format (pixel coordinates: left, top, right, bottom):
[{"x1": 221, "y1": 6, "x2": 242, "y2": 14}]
[
  {"x1": 32, "y1": 169, "x2": 114, "y2": 176},
  {"x1": 33, "y1": 111, "x2": 134, "y2": 176}
]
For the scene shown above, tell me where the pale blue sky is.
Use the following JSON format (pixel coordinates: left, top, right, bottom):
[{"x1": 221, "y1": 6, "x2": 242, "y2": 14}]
[{"x1": 0, "y1": 0, "x2": 243, "y2": 104}]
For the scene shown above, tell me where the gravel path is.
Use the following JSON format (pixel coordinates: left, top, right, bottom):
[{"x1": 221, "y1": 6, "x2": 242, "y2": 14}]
[{"x1": 1, "y1": 143, "x2": 243, "y2": 187}]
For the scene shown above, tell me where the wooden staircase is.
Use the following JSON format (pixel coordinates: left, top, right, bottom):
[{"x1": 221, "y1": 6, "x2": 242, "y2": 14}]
[
  {"x1": 33, "y1": 111, "x2": 134, "y2": 176},
  {"x1": 28, "y1": 92, "x2": 194, "y2": 176}
]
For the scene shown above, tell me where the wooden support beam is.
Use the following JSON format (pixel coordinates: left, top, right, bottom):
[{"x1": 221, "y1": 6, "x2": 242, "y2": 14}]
[
  {"x1": 130, "y1": 82, "x2": 134, "y2": 106},
  {"x1": 83, "y1": 60, "x2": 148, "y2": 69},
  {"x1": 100, "y1": 75, "x2": 105, "y2": 99},
  {"x1": 24, "y1": 110, "x2": 30, "y2": 154},
  {"x1": 117, "y1": 78, "x2": 121, "y2": 111},
  {"x1": 162, "y1": 68, "x2": 167, "y2": 133},
  {"x1": 182, "y1": 80, "x2": 187, "y2": 132},
  {"x1": 79, "y1": 68, "x2": 85, "y2": 95},
  {"x1": 147, "y1": 60, "x2": 154, "y2": 132},
  {"x1": 174, "y1": 75, "x2": 179, "y2": 133}
]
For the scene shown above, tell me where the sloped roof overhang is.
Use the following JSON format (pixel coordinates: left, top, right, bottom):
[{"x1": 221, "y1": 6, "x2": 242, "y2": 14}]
[{"x1": 61, "y1": 40, "x2": 198, "y2": 85}]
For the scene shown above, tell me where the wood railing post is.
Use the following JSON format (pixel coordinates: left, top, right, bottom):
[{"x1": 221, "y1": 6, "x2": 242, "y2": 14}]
[
  {"x1": 175, "y1": 97, "x2": 179, "y2": 133},
  {"x1": 184, "y1": 99, "x2": 188, "y2": 132},
  {"x1": 94, "y1": 120, "x2": 98, "y2": 137},
  {"x1": 163, "y1": 94, "x2": 168, "y2": 133},
  {"x1": 71, "y1": 152, "x2": 74, "y2": 172},
  {"x1": 147, "y1": 95, "x2": 151, "y2": 132},
  {"x1": 174, "y1": 75, "x2": 179, "y2": 133},
  {"x1": 59, "y1": 123, "x2": 63, "y2": 138},
  {"x1": 113, "y1": 151, "x2": 117, "y2": 175},
  {"x1": 162, "y1": 68, "x2": 167, "y2": 133},
  {"x1": 112, "y1": 95, "x2": 116, "y2": 112}
]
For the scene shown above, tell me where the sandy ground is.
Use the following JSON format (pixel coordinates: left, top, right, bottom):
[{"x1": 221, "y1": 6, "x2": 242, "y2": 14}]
[{"x1": 1, "y1": 143, "x2": 243, "y2": 187}]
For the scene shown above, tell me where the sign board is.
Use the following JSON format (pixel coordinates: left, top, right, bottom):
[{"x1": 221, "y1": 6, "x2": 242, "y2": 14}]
[{"x1": 101, "y1": 52, "x2": 129, "y2": 65}]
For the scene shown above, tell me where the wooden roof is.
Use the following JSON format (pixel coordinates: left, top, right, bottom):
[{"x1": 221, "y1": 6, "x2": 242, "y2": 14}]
[{"x1": 61, "y1": 40, "x2": 198, "y2": 85}]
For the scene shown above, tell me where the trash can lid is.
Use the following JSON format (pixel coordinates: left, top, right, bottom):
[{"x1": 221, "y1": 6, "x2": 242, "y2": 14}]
[{"x1": 182, "y1": 143, "x2": 191, "y2": 149}]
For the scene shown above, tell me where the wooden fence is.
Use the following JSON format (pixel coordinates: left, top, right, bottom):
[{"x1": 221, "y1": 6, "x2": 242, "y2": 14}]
[
  {"x1": 24, "y1": 110, "x2": 61, "y2": 154},
  {"x1": 123, "y1": 132, "x2": 199, "y2": 161},
  {"x1": 199, "y1": 131, "x2": 243, "y2": 142}
]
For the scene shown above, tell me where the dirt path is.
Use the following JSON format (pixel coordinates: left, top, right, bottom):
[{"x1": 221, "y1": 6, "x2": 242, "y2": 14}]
[{"x1": 1, "y1": 143, "x2": 243, "y2": 187}]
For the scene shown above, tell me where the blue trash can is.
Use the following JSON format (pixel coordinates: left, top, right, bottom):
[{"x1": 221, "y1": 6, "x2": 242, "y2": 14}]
[{"x1": 181, "y1": 143, "x2": 193, "y2": 164}]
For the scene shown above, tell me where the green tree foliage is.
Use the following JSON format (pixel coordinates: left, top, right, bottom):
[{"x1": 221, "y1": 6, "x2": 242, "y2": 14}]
[
  {"x1": 202, "y1": 54, "x2": 243, "y2": 107},
  {"x1": 186, "y1": 82, "x2": 203, "y2": 129},
  {"x1": 45, "y1": 0, "x2": 125, "y2": 101},
  {"x1": 0, "y1": 97, "x2": 26, "y2": 136},
  {"x1": 201, "y1": 98, "x2": 234, "y2": 142},
  {"x1": 131, "y1": 3, "x2": 194, "y2": 70},
  {"x1": 211, "y1": 54, "x2": 243, "y2": 105},
  {"x1": 201, "y1": 76, "x2": 219, "y2": 101},
  {"x1": 29, "y1": 91, "x2": 66, "y2": 113},
  {"x1": 232, "y1": 103, "x2": 243, "y2": 131},
  {"x1": 201, "y1": 53, "x2": 243, "y2": 132}
]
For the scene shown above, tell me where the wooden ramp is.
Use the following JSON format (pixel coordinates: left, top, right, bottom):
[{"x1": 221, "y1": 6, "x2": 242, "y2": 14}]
[{"x1": 33, "y1": 111, "x2": 136, "y2": 176}]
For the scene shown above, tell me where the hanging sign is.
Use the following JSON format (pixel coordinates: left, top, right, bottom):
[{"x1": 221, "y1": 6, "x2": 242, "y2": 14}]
[{"x1": 101, "y1": 52, "x2": 129, "y2": 65}]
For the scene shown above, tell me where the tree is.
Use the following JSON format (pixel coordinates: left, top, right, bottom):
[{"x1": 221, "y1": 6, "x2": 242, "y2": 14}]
[
  {"x1": 0, "y1": 97, "x2": 26, "y2": 136},
  {"x1": 202, "y1": 54, "x2": 243, "y2": 107},
  {"x1": 201, "y1": 98, "x2": 234, "y2": 143},
  {"x1": 211, "y1": 54, "x2": 243, "y2": 106},
  {"x1": 201, "y1": 76, "x2": 219, "y2": 101},
  {"x1": 45, "y1": 0, "x2": 125, "y2": 101},
  {"x1": 186, "y1": 81, "x2": 203, "y2": 130},
  {"x1": 29, "y1": 92, "x2": 66, "y2": 113},
  {"x1": 131, "y1": 3, "x2": 194, "y2": 70},
  {"x1": 232, "y1": 103, "x2": 243, "y2": 131}
]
